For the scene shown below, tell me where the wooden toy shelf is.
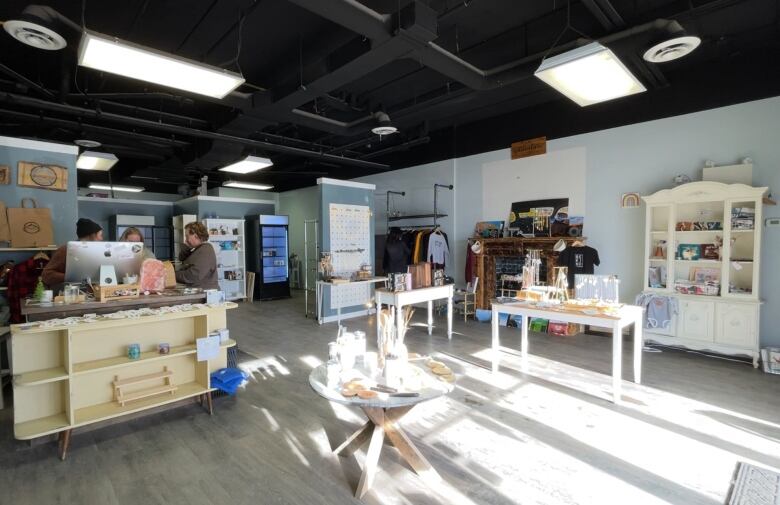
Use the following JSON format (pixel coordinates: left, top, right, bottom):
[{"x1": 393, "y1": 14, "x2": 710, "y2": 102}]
[{"x1": 11, "y1": 303, "x2": 237, "y2": 459}]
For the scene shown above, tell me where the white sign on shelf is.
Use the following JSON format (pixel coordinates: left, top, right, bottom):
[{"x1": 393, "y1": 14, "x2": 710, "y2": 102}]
[{"x1": 196, "y1": 334, "x2": 220, "y2": 361}]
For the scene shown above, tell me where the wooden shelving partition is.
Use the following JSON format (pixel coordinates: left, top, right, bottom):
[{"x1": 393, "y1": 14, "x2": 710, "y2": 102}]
[{"x1": 11, "y1": 303, "x2": 236, "y2": 440}]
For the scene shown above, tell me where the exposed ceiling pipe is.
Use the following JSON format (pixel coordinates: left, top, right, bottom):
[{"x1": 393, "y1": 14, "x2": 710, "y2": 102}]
[
  {"x1": 288, "y1": 0, "x2": 686, "y2": 92},
  {"x1": 66, "y1": 95, "x2": 212, "y2": 128},
  {"x1": 0, "y1": 92, "x2": 389, "y2": 170},
  {"x1": 0, "y1": 63, "x2": 56, "y2": 99},
  {"x1": 65, "y1": 92, "x2": 196, "y2": 106},
  {"x1": 359, "y1": 136, "x2": 430, "y2": 160},
  {"x1": 0, "y1": 108, "x2": 190, "y2": 148}
]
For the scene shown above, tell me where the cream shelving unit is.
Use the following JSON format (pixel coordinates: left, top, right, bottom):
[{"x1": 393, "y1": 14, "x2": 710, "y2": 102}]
[
  {"x1": 11, "y1": 303, "x2": 236, "y2": 454},
  {"x1": 203, "y1": 218, "x2": 246, "y2": 301},
  {"x1": 642, "y1": 182, "x2": 767, "y2": 366}
]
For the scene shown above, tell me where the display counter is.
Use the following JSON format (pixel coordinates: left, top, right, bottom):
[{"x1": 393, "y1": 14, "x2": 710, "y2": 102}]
[
  {"x1": 21, "y1": 290, "x2": 207, "y2": 321},
  {"x1": 11, "y1": 301, "x2": 236, "y2": 459}
]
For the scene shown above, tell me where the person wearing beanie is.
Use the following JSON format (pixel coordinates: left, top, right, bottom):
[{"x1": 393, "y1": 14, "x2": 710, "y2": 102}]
[{"x1": 42, "y1": 218, "x2": 103, "y2": 288}]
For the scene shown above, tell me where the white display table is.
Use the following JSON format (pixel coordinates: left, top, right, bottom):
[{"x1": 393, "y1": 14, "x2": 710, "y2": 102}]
[
  {"x1": 316, "y1": 277, "x2": 388, "y2": 325},
  {"x1": 490, "y1": 299, "x2": 644, "y2": 403},
  {"x1": 375, "y1": 285, "x2": 454, "y2": 341}
]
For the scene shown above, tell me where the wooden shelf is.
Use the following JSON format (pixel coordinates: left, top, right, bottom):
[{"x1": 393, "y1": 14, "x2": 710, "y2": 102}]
[
  {"x1": 118, "y1": 384, "x2": 178, "y2": 405},
  {"x1": 15, "y1": 413, "x2": 70, "y2": 440},
  {"x1": 73, "y1": 339, "x2": 236, "y2": 375},
  {"x1": 651, "y1": 231, "x2": 669, "y2": 234},
  {"x1": 731, "y1": 229, "x2": 755, "y2": 233},
  {"x1": 0, "y1": 247, "x2": 58, "y2": 252},
  {"x1": 15, "y1": 367, "x2": 68, "y2": 386},
  {"x1": 649, "y1": 258, "x2": 666, "y2": 262},
  {"x1": 74, "y1": 382, "x2": 208, "y2": 426},
  {"x1": 675, "y1": 230, "x2": 722, "y2": 234},
  {"x1": 675, "y1": 259, "x2": 721, "y2": 264}
]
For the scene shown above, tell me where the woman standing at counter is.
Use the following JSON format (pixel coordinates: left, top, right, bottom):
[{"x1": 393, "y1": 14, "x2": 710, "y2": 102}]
[
  {"x1": 119, "y1": 227, "x2": 156, "y2": 260},
  {"x1": 176, "y1": 222, "x2": 219, "y2": 289}
]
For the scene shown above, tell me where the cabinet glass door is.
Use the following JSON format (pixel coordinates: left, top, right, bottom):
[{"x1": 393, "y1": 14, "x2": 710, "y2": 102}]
[
  {"x1": 262, "y1": 225, "x2": 288, "y2": 283},
  {"x1": 647, "y1": 205, "x2": 671, "y2": 289}
]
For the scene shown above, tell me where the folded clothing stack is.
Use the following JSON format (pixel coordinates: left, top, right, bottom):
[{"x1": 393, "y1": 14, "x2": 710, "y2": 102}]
[{"x1": 210, "y1": 367, "x2": 249, "y2": 395}]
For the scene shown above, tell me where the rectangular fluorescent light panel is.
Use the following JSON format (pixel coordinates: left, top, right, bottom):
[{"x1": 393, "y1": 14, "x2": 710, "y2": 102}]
[
  {"x1": 78, "y1": 31, "x2": 245, "y2": 99},
  {"x1": 223, "y1": 181, "x2": 274, "y2": 191},
  {"x1": 534, "y1": 42, "x2": 646, "y2": 107},
  {"x1": 88, "y1": 183, "x2": 144, "y2": 193},
  {"x1": 76, "y1": 151, "x2": 118, "y2": 171},
  {"x1": 218, "y1": 155, "x2": 273, "y2": 174}
]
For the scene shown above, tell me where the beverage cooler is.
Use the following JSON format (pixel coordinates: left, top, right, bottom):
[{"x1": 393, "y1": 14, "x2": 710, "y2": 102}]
[{"x1": 247, "y1": 215, "x2": 291, "y2": 300}]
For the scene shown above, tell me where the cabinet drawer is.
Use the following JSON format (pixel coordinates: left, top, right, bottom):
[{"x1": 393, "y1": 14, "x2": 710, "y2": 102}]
[
  {"x1": 715, "y1": 303, "x2": 758, "y2": 348},
  {"x1": 679, "y1": 300, "x2": 714, "y2": 342}
]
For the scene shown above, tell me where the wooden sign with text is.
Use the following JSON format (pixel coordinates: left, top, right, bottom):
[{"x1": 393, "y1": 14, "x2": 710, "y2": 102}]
[{"x1": 511, "y1": 137, "x2": 547, "y2": 160}]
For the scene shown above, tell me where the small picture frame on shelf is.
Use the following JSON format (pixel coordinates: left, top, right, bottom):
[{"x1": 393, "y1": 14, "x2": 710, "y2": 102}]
[
  {"x1": 677, "y1": 244, "x2": 701, "y2": 261},
  {"x1": 690, "y1": 267, "x2": 720, "y2": 284},
  {"x1": 701, "y1": 244, "x2": 719, "y2": 260},
  {"x1": 158, "y1": 343, "x2": 170, "y2": 355}
]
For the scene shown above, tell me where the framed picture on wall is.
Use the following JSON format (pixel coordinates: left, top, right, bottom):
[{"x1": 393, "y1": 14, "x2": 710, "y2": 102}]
[{"x1": 0, "y1": 165, "x2": 9, "y2": 185}]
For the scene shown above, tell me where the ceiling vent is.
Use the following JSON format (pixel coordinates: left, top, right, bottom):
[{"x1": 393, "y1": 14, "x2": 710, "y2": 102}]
[
  {"x1": 371, "y1": 112, "x2": 398, "y2": 136},
  {"x1": 3, "y1": 19, "x2": 67, "y2": 50},
  {"x1": 74, "y1": 139, "x2": 102, "y2": 148},
  {"x1": 643, "y1": 36, "x2": 701, "y2": 63}
]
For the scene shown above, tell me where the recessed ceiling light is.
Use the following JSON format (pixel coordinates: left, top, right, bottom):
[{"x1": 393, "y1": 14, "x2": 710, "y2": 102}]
[
  {"x1": 78, "y1": 30, "x2": 245, "y2": 99},
  {"x1": 535, "y1": 42, "x2": 646, "y2": 107},
  {"x1": 223, "y1": 181, "x2": 274, "y2": 191},
  {"x1": 77, "y1": 151, "x2": 118, "y2": 171},
  {"x1": 88, "y1": 183, "x2": 144, "y2": 193},
  {"x1": 643, "y1": 36, "x2": 701, "y2": 63},
  {"x1": 3, "y1": 19, "x2": 67, "y2": 50},
  {"x1": 218, "y1": 155, "x2": 273, "y2": 174}
]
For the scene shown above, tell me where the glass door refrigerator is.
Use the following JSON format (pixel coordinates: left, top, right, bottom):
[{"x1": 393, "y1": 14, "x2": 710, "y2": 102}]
[{"x1": 247, "y1": 215, "x2": 291, "y2": 300}]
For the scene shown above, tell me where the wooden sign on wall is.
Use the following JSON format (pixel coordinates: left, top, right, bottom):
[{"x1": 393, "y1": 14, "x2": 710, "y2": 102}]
[
  {"x1": 511, "y1": 137, "x2": 547, "y2": 160},
  {"x1": 17, "y1": 161, "x2": 68, "y2": 191}
]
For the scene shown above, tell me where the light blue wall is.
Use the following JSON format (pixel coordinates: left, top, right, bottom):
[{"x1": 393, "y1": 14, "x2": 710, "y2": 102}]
[
  {"x1": 354, "y1": 96, "x2": 780, "y2": 346},
  {"x1": 78, "y1": 199, "x2": 174, "y2": 236},
  {"x1": 0, "y1": 141, "x2": 78, "y2": 246},
  {"x1": 173, "y1": 196, "x2": 275, "y2": 221},
  {"x1": 278, "y1": 186, "x2": 319, "y2": 273}
]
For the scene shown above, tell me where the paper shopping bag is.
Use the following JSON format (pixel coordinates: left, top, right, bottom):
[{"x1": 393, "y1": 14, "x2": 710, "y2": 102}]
[{"x1": 7, "y1": 198, "x2": 54, "y2": 247}]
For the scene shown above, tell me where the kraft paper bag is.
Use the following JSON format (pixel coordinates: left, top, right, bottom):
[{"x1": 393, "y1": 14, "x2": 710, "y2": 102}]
[
  {"x1": 7, "y1": 198, "x2": 54, "y2": 248},
  {"x1": 0, "y1": 200, "x2": 10, "y2": 242}
]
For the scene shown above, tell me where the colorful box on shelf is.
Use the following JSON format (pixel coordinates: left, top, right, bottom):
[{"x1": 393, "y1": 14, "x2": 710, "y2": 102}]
[{"x1": 674, "y1": 281, "x2": 720, "y2": 296}]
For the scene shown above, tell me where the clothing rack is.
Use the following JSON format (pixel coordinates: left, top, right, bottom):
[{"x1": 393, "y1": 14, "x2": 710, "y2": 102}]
[{"x1": 385, "y1": 183, "x2": 454, "y2": 231}]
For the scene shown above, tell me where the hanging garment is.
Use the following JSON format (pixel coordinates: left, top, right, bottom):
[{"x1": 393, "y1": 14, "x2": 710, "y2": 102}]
[
  {"x1": 8, "y1": 255, "x2": 49, "y2": 323},
  {"x1": 426, "y1": 231, "x2": 449, "y2": 266},
  {"x1": 635, "y1": 293, "x2": 679, "y2": 329},
  {"x1": 383, "y1": 239, "x2": 411, "y2": 274},
  {"x1": 557, "y1": 245, "x2": 600, "y2": 288}
]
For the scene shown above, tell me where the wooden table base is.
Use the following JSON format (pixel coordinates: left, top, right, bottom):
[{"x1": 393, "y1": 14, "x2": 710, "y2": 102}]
[{"x1": 336, "y1": 405, "x2": 441, "y2": 499}]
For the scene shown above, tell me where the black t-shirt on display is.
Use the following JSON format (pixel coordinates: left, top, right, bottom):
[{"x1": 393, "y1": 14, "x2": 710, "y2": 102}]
[{"x1": 557, "y1": 245, "x2": 600, "y2": 288}]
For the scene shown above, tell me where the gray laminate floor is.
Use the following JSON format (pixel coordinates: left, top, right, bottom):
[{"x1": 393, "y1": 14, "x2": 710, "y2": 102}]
[{"x1": 1, "y1": 292, "x2": 779, "y2": 505}]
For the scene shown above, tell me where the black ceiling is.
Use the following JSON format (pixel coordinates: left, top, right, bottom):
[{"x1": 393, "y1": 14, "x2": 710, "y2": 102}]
[{"x1": 0, "y1": 0, "x2": 778, "y2": 193}]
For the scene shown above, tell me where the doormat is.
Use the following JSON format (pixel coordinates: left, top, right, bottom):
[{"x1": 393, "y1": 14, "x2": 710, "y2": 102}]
[{"x1": 728, "y1": 462, "x2": 780, "y2": 504}]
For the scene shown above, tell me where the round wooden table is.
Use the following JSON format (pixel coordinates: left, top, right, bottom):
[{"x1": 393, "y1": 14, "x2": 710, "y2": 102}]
[{"x1": 309, "y1": 363, "x2": 454, "y2": 498}]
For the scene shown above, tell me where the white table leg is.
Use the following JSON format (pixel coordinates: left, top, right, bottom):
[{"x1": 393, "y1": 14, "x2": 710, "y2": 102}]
[
  {"x1": 397, "y1": 304, "x2": 405, "y2": 341},
  {"x1": 447, "y1": 296, "x2": 453, "y2": 340},
  {"x1": 633, "y1": 315, "x2": 643, "y2": 384},
  {"x1": 491, "y1": 304, "x2": 499, "y2": 372},
  {"x1": 427, "y1": 300, "x2": 433, "y2": 336},
  {"x1": 316, "y1": 282, "x2": 322, "y2": 325},
  {"x1": 376, "y1": 299, "x2": 382, "y2": 343},
  {"x1": 612, "y1": 323, "x2": 622, "y2": 403},
  {"x1": 520, "y1": 314, "x2": 529, "y2": 357}
]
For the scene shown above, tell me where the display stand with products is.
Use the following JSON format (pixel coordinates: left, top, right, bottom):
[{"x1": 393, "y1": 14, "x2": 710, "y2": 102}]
[
  {"x1": 11, "y1": 302, "x2": 236, "y2": 459},
  {"x1": 203, "y1": 218, "x2": 246, "y2": 301},
  {"x1": 641, "y1": 181, "x2": 767, "y2": 366}
]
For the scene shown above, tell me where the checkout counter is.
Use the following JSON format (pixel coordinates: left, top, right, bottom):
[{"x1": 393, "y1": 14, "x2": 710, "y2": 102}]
[{"x1": 9, "y1": 241, "x2": 235, "y2": 460}]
